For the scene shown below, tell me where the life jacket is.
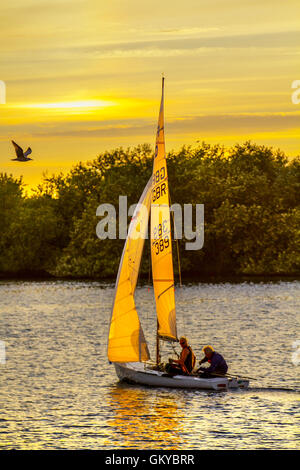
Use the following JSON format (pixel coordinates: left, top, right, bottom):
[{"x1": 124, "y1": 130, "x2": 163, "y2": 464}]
[{"x1": 182, "y1": 346, "x2": 196, "y2": 373}]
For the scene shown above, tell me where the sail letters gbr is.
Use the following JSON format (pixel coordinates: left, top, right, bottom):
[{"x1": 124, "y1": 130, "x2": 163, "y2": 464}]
[{"x1": 150, "y1": 78, "x2": 177, "y2": 343}]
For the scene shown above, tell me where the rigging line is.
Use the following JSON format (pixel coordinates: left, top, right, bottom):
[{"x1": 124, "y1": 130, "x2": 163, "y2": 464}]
[
  {"x1": 147, "y1": 244, "x2": 151, "y2": 301},
  {"x1": 171, "y1": 342, "x2": 179, "y2": 358},
  {"x1": 169, "y1": 193, "x2": 182, "y2": 288},
  {"x1": 169, "y1": 191, "x2": 185, "y2": 335}
]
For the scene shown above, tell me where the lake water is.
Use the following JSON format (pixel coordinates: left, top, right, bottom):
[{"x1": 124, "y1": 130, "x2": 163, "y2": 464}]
[{"x1": 0, "y1": 280, "x2": 299, "y2": 450}]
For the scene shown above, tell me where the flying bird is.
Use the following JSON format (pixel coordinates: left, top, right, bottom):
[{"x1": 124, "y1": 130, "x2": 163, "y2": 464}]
[{"x1": 11, "y1": 140, "x2": 33, "y2": 161}]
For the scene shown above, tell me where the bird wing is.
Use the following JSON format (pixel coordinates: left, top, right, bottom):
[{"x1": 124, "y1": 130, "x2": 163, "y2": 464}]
[
  {"x1": 11, "y1": 140, "x2": 24, "y2": 159},
  {"x1": 24, "y1": 147, "x2": 32, "y2": 157}
]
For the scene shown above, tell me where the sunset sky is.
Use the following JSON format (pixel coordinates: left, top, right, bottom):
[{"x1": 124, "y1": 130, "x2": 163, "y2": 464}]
[{"x1": 0, "y1": 0, "x2": 299, "y2": 189}]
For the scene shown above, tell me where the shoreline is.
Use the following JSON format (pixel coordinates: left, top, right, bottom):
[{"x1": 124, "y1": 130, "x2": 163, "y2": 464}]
[{"x1": 1, "y1": 272, "x2": 300, "y2": 284}]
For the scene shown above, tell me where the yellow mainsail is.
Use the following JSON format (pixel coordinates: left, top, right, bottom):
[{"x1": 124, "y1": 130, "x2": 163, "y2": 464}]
[
  {"x1": 108, "y1": 178, "x2": 152, "y2": 363},
  {"x1": 150, "y1": 77, "x2": 177, "y2": 342}
]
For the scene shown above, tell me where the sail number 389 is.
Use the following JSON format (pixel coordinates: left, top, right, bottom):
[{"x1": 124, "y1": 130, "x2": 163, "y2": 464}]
[
  {"x1": 153, "y1": 220, "x2": 170, "y2": 255},
  {"x1": 154, "y1": 237, "x2": 170, "y2": 255}
]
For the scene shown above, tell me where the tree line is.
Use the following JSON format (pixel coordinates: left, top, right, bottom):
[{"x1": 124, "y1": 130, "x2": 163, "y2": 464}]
[{"x1": 0, "y1": 141, "x2": 299, "y2": 279}]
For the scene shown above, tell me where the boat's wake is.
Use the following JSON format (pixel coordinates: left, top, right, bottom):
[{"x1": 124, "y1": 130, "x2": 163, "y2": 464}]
[{"x1": 237, "y1": 386, "x2": 299, "y2": 393}]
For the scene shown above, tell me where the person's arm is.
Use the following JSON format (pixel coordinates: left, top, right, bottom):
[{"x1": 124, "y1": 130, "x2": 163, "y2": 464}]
[
  {"x1": 199, "y1": 356, "x2": 208, "y2": 365},
  {"x1": 174, "y1": 348, "x2": 189, "y2": 367},
  {"x1": 205, "y1": 354, "x2": 220, "y2": 372}
]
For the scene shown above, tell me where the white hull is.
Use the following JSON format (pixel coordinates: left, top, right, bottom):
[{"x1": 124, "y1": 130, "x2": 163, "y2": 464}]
[
  {"x1": 114, "y1": 362, "x2": 231, "y2": 391},
  {"x1": 114, "y1": 363, "x2": 249, "y2": 391}
]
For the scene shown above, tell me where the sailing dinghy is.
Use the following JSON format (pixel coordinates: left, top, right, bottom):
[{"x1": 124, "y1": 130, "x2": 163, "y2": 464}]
[{"x1": 107, "y1": 78, "x2": 249, "y2": 391}]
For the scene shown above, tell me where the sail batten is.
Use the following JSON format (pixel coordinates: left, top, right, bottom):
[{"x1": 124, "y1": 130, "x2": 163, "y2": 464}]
[
  {"x1": 150, "y1": 77, "x2": 178, "y2": 344},
  {"x1": 107, "y1": 178, "x2": 152, "y2": 363},
  {"x1": 158, "y1": 284, "x2": 174, "y2": 299}
]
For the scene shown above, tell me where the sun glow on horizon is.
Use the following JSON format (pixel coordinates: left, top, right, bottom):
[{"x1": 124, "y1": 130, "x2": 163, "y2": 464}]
[
  {"x1": 1, "y1": 0, "x2": 299, "y2": 189},
  {"x1": 11, "y1": 100, "x2": 117, "y2": 110}
]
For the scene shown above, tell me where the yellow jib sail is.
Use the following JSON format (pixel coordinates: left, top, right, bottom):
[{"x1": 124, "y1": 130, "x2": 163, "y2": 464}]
[
  {"x1": 150, "y1": 78, "x2": 177, "y2": 342},
  {"x1": 108, "y1": 178, "x2": 152, "y2": 362}
]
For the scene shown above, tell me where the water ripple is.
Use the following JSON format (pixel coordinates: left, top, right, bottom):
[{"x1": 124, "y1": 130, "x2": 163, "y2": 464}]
[{"x1": 0, "y1": 280, "x2": 299, "y2": 449}]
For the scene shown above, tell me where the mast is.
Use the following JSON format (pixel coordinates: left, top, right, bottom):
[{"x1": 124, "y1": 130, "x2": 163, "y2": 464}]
[
  {"x1": 156, "y1": 320, "x2": 161, "y2": 366},
  {"x1": 151, "y1": 77, "x2": 178, "y2": 366}
]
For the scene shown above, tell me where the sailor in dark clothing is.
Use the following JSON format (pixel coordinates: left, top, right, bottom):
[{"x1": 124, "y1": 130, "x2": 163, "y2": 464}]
[
  {"x1": 197, "y1": 345, "x2": 228, "y2": 377},
  {"x1": 166, "y1": 336, "x2": 196, "y2": 375}
]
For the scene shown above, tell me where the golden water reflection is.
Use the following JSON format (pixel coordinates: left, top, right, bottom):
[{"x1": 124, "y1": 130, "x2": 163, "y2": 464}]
[{"x1": 106, "y1": 384, "x2": 188, "y2": 449}]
